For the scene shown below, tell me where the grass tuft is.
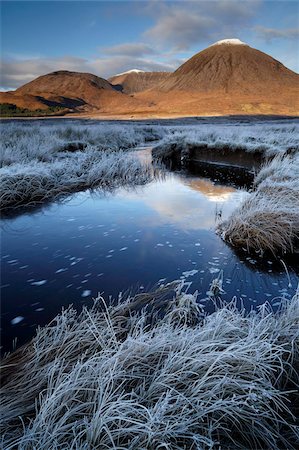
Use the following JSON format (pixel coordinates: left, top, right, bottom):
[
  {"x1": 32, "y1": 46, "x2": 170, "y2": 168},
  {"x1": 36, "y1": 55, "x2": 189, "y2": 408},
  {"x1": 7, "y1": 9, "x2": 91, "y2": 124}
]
[{"x1": 218, "y1": 154, "x2": 299, "y2": 254}]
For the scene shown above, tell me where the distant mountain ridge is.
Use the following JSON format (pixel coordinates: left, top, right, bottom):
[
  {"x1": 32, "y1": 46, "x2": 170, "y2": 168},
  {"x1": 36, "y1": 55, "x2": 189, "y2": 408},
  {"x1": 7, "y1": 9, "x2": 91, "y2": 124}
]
[
  {"x1": 109, "y1": 70, "x2": 170, "y2": 94},
  {"x1": 1, "y1": 39, "x2": 298, "y2": 117}
]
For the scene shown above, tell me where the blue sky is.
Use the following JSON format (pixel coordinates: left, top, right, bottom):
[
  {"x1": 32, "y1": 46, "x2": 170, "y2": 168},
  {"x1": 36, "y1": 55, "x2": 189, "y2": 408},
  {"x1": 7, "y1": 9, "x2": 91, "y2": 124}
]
[{"x1": 1, "y1": 0, "x2": 298, "y2": 90}]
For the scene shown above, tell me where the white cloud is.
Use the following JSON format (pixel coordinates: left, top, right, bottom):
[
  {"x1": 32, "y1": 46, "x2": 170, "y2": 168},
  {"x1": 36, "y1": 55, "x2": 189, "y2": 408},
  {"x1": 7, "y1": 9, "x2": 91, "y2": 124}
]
[
  {"x1": 145, "y1": 9, "x2": 215, "y2": 51},
  {"x1": 144, "y1": 0, "x2": 260, "y2": 50},
  {"x1": 101, "y1": 43, "x2": 156, "y2": 57},
  {"x1": 0, "y1": 54, "x2": 176, "y2": 89},
  {"x1": 0, "y1": 56, "x2": 89, "y2": 88},
  {"x1": 254, "y1": 26, "x2": 299, "y2": 41}
]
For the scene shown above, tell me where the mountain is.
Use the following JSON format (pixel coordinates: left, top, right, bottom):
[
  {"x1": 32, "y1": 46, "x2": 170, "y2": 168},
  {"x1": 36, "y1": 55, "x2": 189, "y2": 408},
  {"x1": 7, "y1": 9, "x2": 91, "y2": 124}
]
[
  {"x1": 0, "y1": 70, "x2": 146, "y2": 113},
  {"x1": 136, "y1": 39, "x2": 299, "y2": 116},
  {"x1": 109, "y1": 69, "x2": 170, "y2": 94},
  {"x1": 156, "y1": 39, "x2": 298, "y2": 94}
]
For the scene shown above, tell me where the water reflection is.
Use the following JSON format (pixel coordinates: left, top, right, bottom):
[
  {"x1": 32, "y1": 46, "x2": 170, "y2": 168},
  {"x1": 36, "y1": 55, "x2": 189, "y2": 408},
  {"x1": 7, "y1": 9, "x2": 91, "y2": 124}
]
[
  {"x1": 121, "y1": 173, "x2": 248, "y2": 231},
  {"x1": 1, "y1": 149, "x2": 298, "y2": 354},
  {"x1": 182, "y1": 179, "x2": 236, "y2": 202}
]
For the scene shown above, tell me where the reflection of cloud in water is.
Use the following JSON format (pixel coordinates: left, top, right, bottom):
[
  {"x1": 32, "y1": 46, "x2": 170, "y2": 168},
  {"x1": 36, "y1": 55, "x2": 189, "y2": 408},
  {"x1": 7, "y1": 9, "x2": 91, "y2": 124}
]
[{"x1": 120, "y1": 174, "x2": 249, "y2": 231}]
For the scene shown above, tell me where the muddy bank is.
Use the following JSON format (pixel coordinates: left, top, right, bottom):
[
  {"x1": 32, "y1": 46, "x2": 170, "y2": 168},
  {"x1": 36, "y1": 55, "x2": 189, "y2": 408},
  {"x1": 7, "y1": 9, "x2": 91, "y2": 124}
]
[
  {"x1": 152, "y1": 142, "x2": 260, "y2": 188},
  {"x1": 153, "y1": 141, "x2": 263, "y2": 167}
]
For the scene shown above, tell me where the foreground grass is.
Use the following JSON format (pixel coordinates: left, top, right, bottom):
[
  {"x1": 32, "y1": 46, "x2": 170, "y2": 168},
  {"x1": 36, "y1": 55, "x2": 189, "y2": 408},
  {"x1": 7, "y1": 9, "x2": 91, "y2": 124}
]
[
  {"x1": 1, "y1": 283, "x2": 299, "y2": 449},
  {"x1": 218, "y1": 154, "x2": 299, "y2": 254}
]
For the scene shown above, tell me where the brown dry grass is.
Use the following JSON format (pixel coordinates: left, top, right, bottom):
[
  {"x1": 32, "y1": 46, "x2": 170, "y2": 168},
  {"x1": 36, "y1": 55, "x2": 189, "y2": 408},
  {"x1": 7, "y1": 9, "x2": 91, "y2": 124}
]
[{"x1": 218, "y1": 155, "x2": 299, "y2": 254}]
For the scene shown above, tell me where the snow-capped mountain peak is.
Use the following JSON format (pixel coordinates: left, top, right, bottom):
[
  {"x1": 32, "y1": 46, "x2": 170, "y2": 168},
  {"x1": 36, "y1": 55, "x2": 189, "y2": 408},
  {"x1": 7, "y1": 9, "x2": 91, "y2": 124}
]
[
  {"x1": 211, "y1": 38, "x2": 247, "y2": 46},
  {"x1": 113, "y1": 69, "x2": 145, "y2": 77}
]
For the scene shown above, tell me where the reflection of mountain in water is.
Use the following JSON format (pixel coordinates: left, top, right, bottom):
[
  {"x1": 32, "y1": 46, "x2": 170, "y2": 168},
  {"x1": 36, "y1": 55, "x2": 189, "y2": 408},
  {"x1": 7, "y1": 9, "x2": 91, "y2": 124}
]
[{"x1": 182, "y1": 178, "x2": 235, "y2": 202}]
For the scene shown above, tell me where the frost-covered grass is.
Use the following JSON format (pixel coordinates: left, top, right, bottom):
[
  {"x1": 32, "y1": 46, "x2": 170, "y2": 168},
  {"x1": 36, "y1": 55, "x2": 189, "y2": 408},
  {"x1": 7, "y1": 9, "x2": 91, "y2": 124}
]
[
  {"x1": 153, "y1": 122, "x2": 299, "y2": 158},
  {"x1": 0, "y1": 122, "x2": 166, "y2": 209},
  {"x1": 2, "y1": 121, "x2": 297, "y2": 168},
  {"x1": 1, "y1": 120, "x2": 298, "y2": 212},
  {"x1": 1, "y1": 283, "x2": 299, "y2": 449},
  {"x1": 1, "y1": 150, "x2": 152, "y2": 210},
  {"x1": 218, "y1": 154, "x2": 299, "y2": 254},
  {"x1": 0, "y1": 122, "x2": 166, "y2": 167}
]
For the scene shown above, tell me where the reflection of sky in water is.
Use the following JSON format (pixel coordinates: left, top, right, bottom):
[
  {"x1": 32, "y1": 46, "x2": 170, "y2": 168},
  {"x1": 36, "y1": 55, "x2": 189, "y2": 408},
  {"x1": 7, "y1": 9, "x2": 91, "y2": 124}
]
[
  {"x1": 121, "y1": 175, "x2": 247, "y2": 230},
  {"x1": 1, "y1": 158, "x2": 298, "y2": 353}
]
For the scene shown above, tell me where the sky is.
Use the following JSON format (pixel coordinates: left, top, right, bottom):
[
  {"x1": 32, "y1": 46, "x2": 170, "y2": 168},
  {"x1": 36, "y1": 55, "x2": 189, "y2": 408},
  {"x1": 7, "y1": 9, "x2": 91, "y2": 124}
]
[{"x1": 1, "y1": 0, "x2": 298, "y2": 90}]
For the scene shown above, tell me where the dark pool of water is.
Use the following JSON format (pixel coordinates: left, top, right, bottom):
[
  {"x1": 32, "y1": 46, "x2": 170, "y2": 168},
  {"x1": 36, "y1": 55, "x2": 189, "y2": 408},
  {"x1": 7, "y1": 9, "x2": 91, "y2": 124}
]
[{"x1": 1, "y1": 149, "x2": 298, "y2": 353}]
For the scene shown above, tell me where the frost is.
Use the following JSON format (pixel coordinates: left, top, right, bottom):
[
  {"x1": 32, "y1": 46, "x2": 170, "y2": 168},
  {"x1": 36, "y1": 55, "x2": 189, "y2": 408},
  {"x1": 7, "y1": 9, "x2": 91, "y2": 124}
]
[
  {"x1": 182, "y1": 269, "x2": 198, "y2": 278},
  {"x1": 30, "y1": 280, "x2": 47, "y2": 286},
  {"x1": 153, "y1": 122, "x2": 299, "y2": 159},
  {"x1": 81, "y1": 290, "x2": 91, "y2": 298},
  {"x1": 11, "y1": 316, "x2": 24, "y2": 325},
  {"x1": 0, "y1": 122, "x2": 166, "y2": 210}
]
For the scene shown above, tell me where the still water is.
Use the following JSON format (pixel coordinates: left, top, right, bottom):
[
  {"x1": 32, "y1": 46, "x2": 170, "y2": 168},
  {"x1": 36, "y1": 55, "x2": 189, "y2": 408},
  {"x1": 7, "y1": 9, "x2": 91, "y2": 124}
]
[{"x1": 1, "y1": 149, "x2": 298, "y2": 353}]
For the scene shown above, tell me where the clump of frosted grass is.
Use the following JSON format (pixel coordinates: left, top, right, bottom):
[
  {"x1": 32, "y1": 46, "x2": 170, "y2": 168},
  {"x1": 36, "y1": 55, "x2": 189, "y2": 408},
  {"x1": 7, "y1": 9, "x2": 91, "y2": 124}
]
[
  {"x1": 1, "y1": 283, "x2": 299, "y2": 449},
  {"x1": 153, "y1": 122, "x2": 299, "y2": 158},
  {"x1": 218, "y1": 154, "x2": 299, "y2": 254},
  {"x1": 0, "y1": 149, "x2": 152, "y2": 209}
]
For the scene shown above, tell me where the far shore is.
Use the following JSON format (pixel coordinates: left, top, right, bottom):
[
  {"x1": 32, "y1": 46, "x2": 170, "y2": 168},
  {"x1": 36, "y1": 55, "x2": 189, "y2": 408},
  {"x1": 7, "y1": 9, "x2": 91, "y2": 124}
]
[{"x1": 1, "y1": 112, "x2": 298, "y2": 121}]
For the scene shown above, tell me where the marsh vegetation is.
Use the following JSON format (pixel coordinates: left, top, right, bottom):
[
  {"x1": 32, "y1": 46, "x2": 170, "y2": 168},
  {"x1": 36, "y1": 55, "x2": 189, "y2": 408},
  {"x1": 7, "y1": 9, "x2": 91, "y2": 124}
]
[{"x1": 1, "y1": 117, "x2": 298, "y2": 449}]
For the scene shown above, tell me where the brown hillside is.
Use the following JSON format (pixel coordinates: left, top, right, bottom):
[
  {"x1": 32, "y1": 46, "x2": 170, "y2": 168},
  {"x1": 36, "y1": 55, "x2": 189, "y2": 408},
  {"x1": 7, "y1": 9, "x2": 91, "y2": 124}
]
[
  {"x1": 109, "y1": 70, "x2": 170, "y2": 94},
  {"x1": 156, "y1": 39, "x2": 299, "y2": 94},
  {"x1": 16, "y1": 70, "x2": 114, "y2": 107},
  {"x1": 0, "y1": 92, "x2": 49, "y2": 110},
  {"x1": 0, "y1": 70, "x2": 148, "y2": 112},
  {"x1": 134, "y1": 39, "x2": 299, "y2": 116}
]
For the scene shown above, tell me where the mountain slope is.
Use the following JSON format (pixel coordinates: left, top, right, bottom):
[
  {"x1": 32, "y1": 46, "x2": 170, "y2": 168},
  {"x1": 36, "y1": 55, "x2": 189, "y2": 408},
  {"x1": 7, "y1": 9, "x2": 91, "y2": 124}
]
[
  {"x1": 156, "y1": 39, "x2": 298, "y2": 94},
  {"x1": 135, "y1": 39, "x2": 299, "y2": 116},
  {"x1": 0, "y1": 70, "x2": 147, "y2": 113},
  {"x1": 109, "y1": 70, "x2": 170, "y2": 94}
]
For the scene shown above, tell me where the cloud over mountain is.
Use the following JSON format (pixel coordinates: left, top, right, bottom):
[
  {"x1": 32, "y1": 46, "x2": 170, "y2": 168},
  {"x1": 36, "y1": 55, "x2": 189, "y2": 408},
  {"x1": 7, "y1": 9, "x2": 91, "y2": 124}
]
[
  {"x1": 1, "y1": 55, "x2": 177, "y2": 90},
  {"x1": 144, "y1": 0, "x2": 260, "y2": 50},
  {"x1": 255, "y1": 26, "x2": 299, "y2": 41},
  {"x1": 101, "y1": 43, "x2": 156, "y2": 57}
]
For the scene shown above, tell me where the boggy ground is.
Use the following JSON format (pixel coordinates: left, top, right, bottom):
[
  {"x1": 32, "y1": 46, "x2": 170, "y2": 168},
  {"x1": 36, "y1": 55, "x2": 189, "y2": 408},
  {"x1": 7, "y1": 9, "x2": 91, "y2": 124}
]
[{"x1": 1, "y1": 119, "x2": 298, "y2": 253}]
